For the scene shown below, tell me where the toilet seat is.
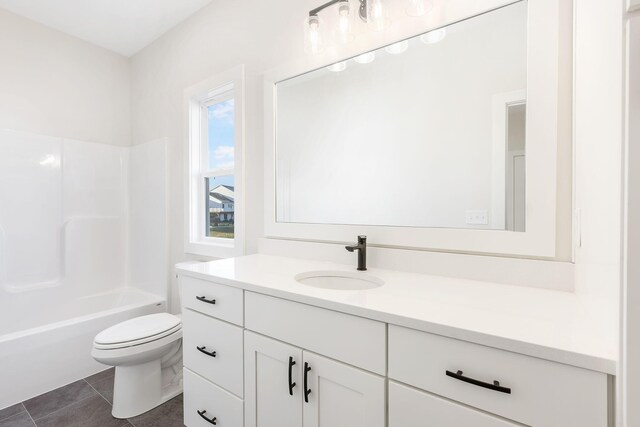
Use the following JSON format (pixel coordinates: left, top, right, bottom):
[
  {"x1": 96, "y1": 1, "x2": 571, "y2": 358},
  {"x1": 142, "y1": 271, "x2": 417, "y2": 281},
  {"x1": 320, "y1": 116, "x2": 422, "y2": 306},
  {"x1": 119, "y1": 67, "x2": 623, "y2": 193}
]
[{"x1": 94, "y1": 313, "x2": 182, "y2": 350}]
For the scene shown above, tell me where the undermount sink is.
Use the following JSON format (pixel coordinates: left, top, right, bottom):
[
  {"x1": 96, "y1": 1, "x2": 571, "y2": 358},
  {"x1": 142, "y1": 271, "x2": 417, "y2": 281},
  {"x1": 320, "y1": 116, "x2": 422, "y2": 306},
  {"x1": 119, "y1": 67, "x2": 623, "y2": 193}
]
[{"x1": 295, "y1": 270, "x2": 384, "y2": 290}]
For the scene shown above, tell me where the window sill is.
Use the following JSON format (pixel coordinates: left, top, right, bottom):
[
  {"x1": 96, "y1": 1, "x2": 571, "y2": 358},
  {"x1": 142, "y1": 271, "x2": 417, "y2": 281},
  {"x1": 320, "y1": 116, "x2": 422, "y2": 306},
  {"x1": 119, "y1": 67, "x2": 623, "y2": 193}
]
[{"x1": 185, "y1": 240, "x2": 241, "y2": 259}]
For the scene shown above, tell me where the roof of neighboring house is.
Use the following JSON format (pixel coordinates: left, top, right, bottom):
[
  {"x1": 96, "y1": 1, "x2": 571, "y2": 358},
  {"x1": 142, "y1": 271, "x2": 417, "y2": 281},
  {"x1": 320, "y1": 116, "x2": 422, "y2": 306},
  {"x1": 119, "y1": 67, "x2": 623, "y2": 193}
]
[
  {"x1": 210, "y1": 184, "x2": 234, "y2": 197},
  {"x1": 210, "y1": 192, "x2": 234, "y2": 204}
]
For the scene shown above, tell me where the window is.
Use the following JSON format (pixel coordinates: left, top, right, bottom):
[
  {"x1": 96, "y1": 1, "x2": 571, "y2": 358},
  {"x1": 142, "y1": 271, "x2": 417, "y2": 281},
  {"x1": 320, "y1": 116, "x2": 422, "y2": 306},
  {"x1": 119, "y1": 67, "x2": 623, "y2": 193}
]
[{"x1": 185, "y1": 66, "x2": 244, "y2": 257}]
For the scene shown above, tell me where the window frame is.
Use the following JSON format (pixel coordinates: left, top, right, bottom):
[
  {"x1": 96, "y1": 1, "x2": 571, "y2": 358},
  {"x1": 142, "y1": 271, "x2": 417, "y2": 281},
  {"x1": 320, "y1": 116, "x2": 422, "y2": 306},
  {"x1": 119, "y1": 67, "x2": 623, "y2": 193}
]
[{"x1": 184, "y1": 66, "x2": 245, "y2": 258}]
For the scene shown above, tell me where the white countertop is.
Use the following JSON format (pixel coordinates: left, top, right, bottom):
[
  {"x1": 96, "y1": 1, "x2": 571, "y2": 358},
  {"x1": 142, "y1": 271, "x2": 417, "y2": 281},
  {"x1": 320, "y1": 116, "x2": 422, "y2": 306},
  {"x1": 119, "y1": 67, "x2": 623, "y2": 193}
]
[{"x1": 176, "y1": 254, "x2": 617, "y2": 375}]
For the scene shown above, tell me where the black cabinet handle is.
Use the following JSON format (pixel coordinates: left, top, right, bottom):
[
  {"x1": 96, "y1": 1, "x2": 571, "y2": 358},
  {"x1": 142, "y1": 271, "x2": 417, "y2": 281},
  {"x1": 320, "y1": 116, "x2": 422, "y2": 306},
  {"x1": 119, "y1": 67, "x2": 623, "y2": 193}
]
[
  {"x1": 304, "y1": 362, "x2": 312, "y2": 403},
  {"x1": 446, "y1": 370, "x2": 511, "y2": 394},
  {"x1": 288, "y1": 357, "x2": 297, "y2": 396},
  {"x1": 197, "y1": 410, "x2": 217, "y2": 425},
  {"x1": 197, "y1": 346, "x2": 217, "y2": 358},
  {"x1": 196, "y1": 295, "x2": 216, "y2": 305}
]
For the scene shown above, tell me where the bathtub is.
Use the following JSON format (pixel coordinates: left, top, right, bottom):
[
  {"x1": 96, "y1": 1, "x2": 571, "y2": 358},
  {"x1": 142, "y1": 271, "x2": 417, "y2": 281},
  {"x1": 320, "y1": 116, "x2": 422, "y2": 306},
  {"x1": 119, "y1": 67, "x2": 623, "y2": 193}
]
[{"x1": 0, "y1": 288, "x2": 165, "y2": 410}]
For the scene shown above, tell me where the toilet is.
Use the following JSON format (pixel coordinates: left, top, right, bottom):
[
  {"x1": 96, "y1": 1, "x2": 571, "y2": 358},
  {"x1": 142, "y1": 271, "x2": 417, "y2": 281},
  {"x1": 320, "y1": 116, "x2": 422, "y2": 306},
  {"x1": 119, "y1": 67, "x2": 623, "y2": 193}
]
[{"x1": 91, "y1": 313, "x2": 183, "y2": 419}]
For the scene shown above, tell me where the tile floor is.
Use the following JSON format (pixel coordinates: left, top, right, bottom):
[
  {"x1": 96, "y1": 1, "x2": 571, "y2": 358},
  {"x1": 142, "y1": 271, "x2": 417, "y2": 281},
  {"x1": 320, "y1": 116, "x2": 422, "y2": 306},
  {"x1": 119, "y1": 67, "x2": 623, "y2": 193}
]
[{"x1": 0, "y1": 369, "x2": 184, "y2": 427}]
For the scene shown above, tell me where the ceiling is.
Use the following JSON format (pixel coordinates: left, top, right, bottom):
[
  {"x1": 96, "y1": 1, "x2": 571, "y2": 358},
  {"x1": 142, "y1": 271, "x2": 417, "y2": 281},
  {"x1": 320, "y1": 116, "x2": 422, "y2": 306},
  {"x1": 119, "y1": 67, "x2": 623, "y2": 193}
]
[{"x1": 0, "y1": 0, "x2": 214, "y2": 57}]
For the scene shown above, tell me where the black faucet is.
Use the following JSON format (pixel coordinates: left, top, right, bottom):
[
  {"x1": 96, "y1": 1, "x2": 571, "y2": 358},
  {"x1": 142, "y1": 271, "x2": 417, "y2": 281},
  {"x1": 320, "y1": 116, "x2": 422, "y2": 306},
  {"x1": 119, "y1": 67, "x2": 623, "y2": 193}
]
[{"x1": 345, "y1": 235, "x2": 367, "y2": 271}]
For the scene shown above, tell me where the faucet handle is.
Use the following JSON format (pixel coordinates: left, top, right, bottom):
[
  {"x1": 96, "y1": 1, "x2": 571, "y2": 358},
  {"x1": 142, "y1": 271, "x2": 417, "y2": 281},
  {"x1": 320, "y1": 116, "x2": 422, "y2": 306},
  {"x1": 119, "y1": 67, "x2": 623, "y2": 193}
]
[{"x1": 357, "y1": 235, "x2": 367, "y2": 244}]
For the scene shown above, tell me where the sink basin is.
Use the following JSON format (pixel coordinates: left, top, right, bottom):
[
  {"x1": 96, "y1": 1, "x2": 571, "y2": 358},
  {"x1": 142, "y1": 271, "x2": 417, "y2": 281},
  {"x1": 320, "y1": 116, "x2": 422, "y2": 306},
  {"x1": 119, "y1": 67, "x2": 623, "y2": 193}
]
[{"x1": 295, "y1": 270, "x2": 384, "y2": 290}]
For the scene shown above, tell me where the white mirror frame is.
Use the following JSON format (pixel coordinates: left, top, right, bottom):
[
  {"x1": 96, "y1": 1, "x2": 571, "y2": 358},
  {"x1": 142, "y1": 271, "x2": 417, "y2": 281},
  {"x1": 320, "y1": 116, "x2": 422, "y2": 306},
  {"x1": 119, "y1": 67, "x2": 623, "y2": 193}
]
[{"x1": 264, "y1": 0, "x2": 566, "y2": 257}]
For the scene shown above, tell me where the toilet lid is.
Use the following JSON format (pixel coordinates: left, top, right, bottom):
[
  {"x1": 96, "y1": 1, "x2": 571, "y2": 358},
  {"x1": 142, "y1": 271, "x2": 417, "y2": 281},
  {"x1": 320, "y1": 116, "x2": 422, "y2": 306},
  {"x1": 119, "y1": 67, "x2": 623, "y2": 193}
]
[{"x1": 95, "y1": 313, "x2": 182, "y2": 346}]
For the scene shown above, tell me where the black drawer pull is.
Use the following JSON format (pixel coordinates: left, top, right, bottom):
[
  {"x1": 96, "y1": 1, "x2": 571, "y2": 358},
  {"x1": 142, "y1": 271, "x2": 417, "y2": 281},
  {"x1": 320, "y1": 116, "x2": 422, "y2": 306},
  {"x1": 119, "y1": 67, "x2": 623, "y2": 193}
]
[
  {"x1": 197, "y1": 346, "x2": 217, "y2": 358},
  {"x1": 197, "y1": 410, "x2": 217, "y2": 425},
  {"x1": 304, "y1": 362, "x2": 312, "y2": 403},
  {"x1": 446, "y1": 370, "x2": 511, "y2": 394},
  {"x1": 196, "y1": 295, "x2": 216, "y2": 305},
  {"x1": 288, "y1": 356, "x2": 297, "y2": 396}
]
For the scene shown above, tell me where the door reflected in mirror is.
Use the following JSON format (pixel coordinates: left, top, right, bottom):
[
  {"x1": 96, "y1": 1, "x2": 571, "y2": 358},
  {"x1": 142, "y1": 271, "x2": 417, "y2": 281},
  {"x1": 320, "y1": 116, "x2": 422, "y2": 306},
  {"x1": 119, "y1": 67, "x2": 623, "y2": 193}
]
[{"x1": 275, "y1": 1, "x2": 527, "y2": 232}]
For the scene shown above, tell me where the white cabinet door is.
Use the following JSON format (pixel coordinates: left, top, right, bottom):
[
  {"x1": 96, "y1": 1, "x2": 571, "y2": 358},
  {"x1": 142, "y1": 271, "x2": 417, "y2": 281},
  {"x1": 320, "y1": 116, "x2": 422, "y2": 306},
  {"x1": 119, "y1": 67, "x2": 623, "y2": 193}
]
[
  {"x1": 245, "y1": 331, "x2": 303, "y2": 427},
  {"x1": 302, "y1": 352, "x2": 385, "y2": 427},
  {"x1": 389, "y1": 381, "x2": 520, "y2": 427}
]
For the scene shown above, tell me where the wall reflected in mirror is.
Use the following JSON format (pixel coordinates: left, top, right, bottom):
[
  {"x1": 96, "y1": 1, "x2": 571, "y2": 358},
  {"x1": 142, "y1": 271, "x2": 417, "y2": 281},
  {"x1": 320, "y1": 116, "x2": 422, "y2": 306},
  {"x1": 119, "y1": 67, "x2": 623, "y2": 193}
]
[{"x1": 276, "y1": 1, "x2": 527, "y2": 231}]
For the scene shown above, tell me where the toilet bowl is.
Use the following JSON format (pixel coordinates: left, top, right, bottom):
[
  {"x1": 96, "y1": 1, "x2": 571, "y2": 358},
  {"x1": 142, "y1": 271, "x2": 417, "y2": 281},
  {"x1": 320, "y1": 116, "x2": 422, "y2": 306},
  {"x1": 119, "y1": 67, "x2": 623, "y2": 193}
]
[{"x1": 92, "y1": 313, "x2": 183, "y2": 419}]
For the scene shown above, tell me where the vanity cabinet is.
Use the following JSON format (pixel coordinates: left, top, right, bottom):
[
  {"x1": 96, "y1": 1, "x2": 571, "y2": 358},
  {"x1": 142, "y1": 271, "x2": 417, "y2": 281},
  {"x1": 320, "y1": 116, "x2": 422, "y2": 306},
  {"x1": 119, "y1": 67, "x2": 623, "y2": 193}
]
[
  {"x1": 244, "y1": 331, "x2": 385, "y2": 427},
  {"x1": 179, "y1": 273, "x2": 611, "y2": 427}
]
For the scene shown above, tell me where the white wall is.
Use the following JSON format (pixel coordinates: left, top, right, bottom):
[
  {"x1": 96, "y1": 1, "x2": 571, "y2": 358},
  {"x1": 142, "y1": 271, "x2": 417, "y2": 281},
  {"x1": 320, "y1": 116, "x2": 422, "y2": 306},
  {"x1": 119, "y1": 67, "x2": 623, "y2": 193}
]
[
  {"x1": 131, "y1": 0, "x2": 305, "y2": 310},
  {"x1": 0, "y1": 8, "x2": 131, "y2": 146}
]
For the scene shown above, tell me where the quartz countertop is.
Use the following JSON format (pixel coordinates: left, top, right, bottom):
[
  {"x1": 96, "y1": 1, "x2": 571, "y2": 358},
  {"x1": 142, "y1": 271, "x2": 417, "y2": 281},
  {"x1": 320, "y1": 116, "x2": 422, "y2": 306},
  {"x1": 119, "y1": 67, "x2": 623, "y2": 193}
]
[{"x1": 176, "y1": 254, "x2": 617, "y2": 375}]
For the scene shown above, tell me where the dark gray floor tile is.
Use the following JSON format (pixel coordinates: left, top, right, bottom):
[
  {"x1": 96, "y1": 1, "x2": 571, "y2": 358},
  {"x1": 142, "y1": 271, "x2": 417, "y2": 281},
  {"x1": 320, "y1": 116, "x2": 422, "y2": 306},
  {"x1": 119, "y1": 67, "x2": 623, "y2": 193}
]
[
  {"x1": 89, "y1": 376, "x2": 114, "y2": 404},
  {"x1": 127, "y1": 394, "x2": 184, "y2": 427},
  {"x1": 0, "y1": 412, "x2": 35, "y2": 427},
  {"x1": 23, "y1": 380, "x2": 97, "y2": 420},
  {"x1": 34, "y1": 395, "x2": 127, "y2": 427},
  {"x1": 0, "y1": 404, "x2": 25, "y2": 422},
  {"x1": 84, "y1": 369, "x2": 114, "y2": 387}
]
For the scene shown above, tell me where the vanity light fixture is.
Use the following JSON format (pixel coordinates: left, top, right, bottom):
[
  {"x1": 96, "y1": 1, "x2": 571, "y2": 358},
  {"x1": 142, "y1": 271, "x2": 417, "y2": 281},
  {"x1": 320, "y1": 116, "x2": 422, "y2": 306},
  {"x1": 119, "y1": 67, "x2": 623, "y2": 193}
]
[
  {"x1": 307, "y1": 0, "x2": 434, "y2": 53},
  {"x1": 305, "y1": 14, "x2": 323, "y2": 54},
  {"x1": 420, "y1": 27, "x2": 447, "y2": 44},
  {"x1": 406, "y1": 0, "x2": 433, "y2": 17},
  {"x1": 306, "y1": 0, "x2": 363, "y2": 53},
  {"x1": 385, "y1": 40, "x2": 409, "y2": 54},
  {"x1": 335, "y1": 0, "x2": 354, "y2": 43},
  {"x1": 327, "y1": 61, "x2": 347, "y2": 72},
  {"x1": 354, "y1": 51, "x2": 376, "y2": 64},
  {"x1": 367, "y1": 0, "x2": 391, "y2": 31}
]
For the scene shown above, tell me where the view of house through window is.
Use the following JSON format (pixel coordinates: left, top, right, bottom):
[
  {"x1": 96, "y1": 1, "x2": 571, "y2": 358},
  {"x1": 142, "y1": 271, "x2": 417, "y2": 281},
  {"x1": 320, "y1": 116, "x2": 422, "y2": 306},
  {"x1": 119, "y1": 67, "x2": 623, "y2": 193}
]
[
  {"x1": 206, "y1": 175, "x2": 235, "y2": 238},
  {"x1": 204, "y1": 96, "x2": 235, "y2": 239}
]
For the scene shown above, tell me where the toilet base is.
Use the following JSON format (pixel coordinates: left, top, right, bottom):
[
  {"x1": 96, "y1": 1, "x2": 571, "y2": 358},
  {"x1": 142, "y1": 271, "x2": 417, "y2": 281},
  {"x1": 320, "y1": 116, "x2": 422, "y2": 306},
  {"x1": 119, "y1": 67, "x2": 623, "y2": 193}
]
[{"x1": 111, "y1": 359, "x2": 183, "y2": 419}]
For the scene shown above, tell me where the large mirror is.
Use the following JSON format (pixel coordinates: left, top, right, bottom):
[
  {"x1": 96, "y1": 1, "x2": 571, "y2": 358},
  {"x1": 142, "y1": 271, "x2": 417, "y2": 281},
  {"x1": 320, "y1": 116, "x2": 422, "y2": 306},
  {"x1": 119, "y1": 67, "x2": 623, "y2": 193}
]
[{"x1": 275, "y1": 1, "x2": 527, "y2": 232}]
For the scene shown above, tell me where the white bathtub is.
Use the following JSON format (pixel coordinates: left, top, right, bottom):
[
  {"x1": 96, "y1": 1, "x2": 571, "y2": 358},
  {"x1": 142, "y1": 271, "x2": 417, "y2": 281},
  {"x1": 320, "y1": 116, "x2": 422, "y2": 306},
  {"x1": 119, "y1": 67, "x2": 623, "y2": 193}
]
[{"x1": 0, "y1": 288, "x2": 165, "y2": 410}]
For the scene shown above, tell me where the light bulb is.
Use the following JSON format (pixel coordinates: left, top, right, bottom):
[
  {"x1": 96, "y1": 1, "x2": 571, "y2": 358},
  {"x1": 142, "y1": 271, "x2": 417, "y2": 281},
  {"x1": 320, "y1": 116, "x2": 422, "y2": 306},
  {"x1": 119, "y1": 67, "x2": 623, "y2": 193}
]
[
  {"x1": 367, "y1": 0, "x2": 391, "y2": 31},
  {"x1": 334, "y1": 0, "x2": 354, "y2": 44},
  {"x1": 354, "y1": 51, "x2": 376, "y2": 64},
  {"x1": 305, "y1": 15, "x2": 323, "y2": 55},
  {"x1": 420, "y1": 27, "x2": 446, "y2": 44},
  {"x1": 385, "y1": 40, "x2": 409, "y2": 55},
  {"x1": 327, "y1": 61, "x2": 347, "y2": 72},
  {"x1": 406, "y1": 0, "x2": 433, "y2": 17}
]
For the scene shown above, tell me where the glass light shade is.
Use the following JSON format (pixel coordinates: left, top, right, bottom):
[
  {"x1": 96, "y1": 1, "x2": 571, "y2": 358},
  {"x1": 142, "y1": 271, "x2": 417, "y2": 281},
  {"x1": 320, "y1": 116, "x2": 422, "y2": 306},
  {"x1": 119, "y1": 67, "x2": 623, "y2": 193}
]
[
  {"x1": 305, "y1": 15, "x2": 323, "y2": 55},
  {"x1": 367, "y1": 0, "x2": 391, "y2": 31},
  {"x1": 385, "y1": 40, "x2": 409, "y2": 55},
  {"x1": 334, "y1": 1, "x2": 355, "y2": 44},
  {"x1": 406, "y1": 0, "x2": 433, "y2": 17},
  {"x1": 354, "y1": 51, "x2": 376, "y2": 64},
  {"x1": 327, "y1": 61, "x2": 347, "y2": 72},
  {"x1": 420, "y1": 27, "x2": 447, "y2": 44}
]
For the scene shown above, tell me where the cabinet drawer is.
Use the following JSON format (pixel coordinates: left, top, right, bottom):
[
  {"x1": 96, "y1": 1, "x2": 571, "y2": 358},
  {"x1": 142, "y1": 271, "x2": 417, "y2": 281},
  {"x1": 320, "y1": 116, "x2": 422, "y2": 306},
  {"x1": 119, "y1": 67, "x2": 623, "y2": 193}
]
[
  {"x1": 184, "y1": 368, "x2": 243, "y2": 427},
  {"x1": 181, "y1": 275, "x2": 243, "y2": 326},
  {"x1": 388, "y1": 325, "x2": 608, "y2": 427},
  {"x1": 389, "y1": 381, "x2": 519, "y2": 427},
  {"x1": 183, "y1": 309, "x2": 244, "y2": 397},
  {"x1": 245, "y1": 292, "x2": 386, "y2": 375}
]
